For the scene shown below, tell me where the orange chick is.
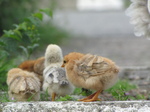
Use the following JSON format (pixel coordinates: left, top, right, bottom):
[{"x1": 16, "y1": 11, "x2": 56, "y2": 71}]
[
  {"x1": 18, "y1": 60, "x2": 36, "y2": 72},
  {"x1": 18, "y1": 57, "x2": 45, "y2": 89},
  {"x1": 7, "y1": 68, "x2": 41, "y2": 101},
  {"x1": 62, "y1": 52, "x2": 119, "y2": 102},
  {"x1": 34, "y1": 57, "x2": 45, "y2": 75}
]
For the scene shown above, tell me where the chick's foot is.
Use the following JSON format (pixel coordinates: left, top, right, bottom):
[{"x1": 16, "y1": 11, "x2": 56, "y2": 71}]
[{"x1": 79, "y1": 90, "x2": 102, "y2": 102}]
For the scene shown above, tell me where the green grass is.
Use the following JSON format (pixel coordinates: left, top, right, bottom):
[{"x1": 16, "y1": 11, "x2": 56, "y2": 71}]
[
  {"x1": 106, "y1": 80, "x2": 141, "y2": 100},
  {"x1": 0, "y1": 92, "x2": 17, "y2": 102},
  {"x1": 0, "y1": 60, "x2": 16, "y2": 91},
  {"x1": 40, "y1": 90, "x2": 77, "y2": 101},
  {"x1": 56, "y1": 95, "x2": 76, "y2": 101},
  {"x1": 73, "y1": 88, "x2": 93, "y2": 96},
  {"x1": 40, "y1": 89, "x2": 51, "y2": 101}
]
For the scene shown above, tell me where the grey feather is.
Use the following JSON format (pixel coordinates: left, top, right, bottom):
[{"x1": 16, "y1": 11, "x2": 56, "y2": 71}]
[
  {"x1": 56, "y1": 68, "x2": 69, "y2": 86},
  {"x1": 44, "y1": 67, "x2": 69, "y2": 86}
]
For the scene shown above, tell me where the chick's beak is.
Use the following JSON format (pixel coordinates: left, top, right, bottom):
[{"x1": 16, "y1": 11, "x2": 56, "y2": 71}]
[{"x1": 61, "y1": 64, "x2": 65, "y2": 67}]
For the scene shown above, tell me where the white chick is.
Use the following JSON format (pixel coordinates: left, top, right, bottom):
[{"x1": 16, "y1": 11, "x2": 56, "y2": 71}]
[
  {"x1": 7, "y1": 68, "x2": 41, "y2": 101},
  {"x1": 126, "y1": 0, "x2": 150, "y2": 38},
  {"x1": 42, "y1": 44, "x2": 74, "y2": 101}
]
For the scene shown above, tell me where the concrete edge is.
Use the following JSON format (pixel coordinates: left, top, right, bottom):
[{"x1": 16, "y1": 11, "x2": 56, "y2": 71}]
[{"x1": 1, "y1": 101, "x2": 150, "y2": 112}]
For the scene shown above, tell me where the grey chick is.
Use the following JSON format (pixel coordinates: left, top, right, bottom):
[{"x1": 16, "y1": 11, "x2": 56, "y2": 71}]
[
  {"x1": 42, "y1": 44, "x2": 74, "y2": 101},
  {"x1": 43, "y1": 67, "x2": 74, "y2": 101}
]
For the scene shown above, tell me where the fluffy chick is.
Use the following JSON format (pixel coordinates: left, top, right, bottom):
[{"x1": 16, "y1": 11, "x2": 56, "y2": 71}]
[
  {"x1": 34, "y1": 57, "x2": 45, "y2": 75},
  {"x1": 126, "y1": 0, "x2": 150, "y2": 38},
  {"x1": 18, "y1": 57, "x2": 45, "y2": 89},
  {"x1": 7, "y1": 68, "x2": 41, "y2": 101},
  {"x1": 62, "y1": 52, "x2": 119, "y2": 102},
  {"x1": 18, "y1": 60, "x2": 36, "y2": 72},
  {"x1": 43, "y1": 44, "x2": 74, "y2": 101}
]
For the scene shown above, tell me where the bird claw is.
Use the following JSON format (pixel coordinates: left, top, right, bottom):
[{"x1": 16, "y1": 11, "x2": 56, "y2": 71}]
[
  {"x1": 82, "y1": 98, "x2": 101, "y2": 102},
  {"x1": 78, "y1": 90, "x2": 102, "y2": 102}
]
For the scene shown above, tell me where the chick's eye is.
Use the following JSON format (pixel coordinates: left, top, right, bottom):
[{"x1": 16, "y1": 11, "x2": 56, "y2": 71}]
[{"x1": 63, "y1": 60, "x2": 66, "y2": 63}]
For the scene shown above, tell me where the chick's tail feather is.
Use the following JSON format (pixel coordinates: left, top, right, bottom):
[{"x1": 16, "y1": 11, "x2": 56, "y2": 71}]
[{"x1": 9, "y1": 76, "x2": 40, "y2": 94}]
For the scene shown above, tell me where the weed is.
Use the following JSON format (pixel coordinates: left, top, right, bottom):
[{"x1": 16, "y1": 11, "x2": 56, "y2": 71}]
[
  {"x1": 73, "y1": 88, "x2": 93, "y2": 96},
  {"x1": 27, "y1": 93, "x2": 36, "y2": 102},
  {"x1": 56, "y1": 95, "x2": 76, "y2": 101},
  {"x1": 0, "y1": 92, "x2": 16, "y2": 102},
  {"x1": 106, "y1": 80, "x2": 137, "y2": 100},
  {"x1": 40, "y1": 89, "x2": 76, "y2": 101},
  {"x1": 0, "y1": 8, "x2": 53, "y2": 91},
  {"x1": 40, "y1": 89, "x2": 51, "y2": 101}
]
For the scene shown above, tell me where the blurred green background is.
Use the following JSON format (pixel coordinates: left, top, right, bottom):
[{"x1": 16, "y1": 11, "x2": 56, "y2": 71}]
[{"x1": 0, "y1": 0, "x2": 71, "y2": 90}]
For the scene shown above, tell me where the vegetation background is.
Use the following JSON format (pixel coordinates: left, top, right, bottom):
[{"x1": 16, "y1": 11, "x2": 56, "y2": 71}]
[{"x1": 0, "y1": 0, "x2": 70, "y2": 91}]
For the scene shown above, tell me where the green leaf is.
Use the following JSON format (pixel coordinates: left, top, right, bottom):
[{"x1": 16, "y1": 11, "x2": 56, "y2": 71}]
[
  {"x1": 24, "y1": 17, "x2": 40, "y2": 26},
  {"x1": 33, "y1": 12, "x2": 43, "y2": 21},
  {"x1": 18, "y1": 22, "x2": 27, "y2": 30},
  {"x1": 3, "y1": 30, "x2": 14, "y2": 36},
  {"x1": 10, "y1": 35, "x2": 21, "y2": 41},
  {"x1": 0, "y1": 50, "x2": 9, "y2": 58},
  {"x1": 3, "y1": 30, "x2": 21, "y2": 41},
  {"x1": 40, "y1": 8, "x2": 53, "y2": 18},
  {"x1": 27, "y1": 44, "x2": 39, "y2": 54},
  {"x1": 19, "y1": 46, "x2": 28, "y2": 57},
  {"x1": 14, "y1": 30, "x2": 22, "y2": 38},
  {"x1": 73, "y1": 88, "x2": 82, "y2": 95},
  {"x1": 0, "y1": 40, "x2": 5, "y2": 46},
  {"x1": 32, "y1": 43, "x2": 39, "y2": 49},
  {"x1": 106, "y1": 80, "x2": 137, "y2": 100},
  {"x1": 13, "y1": 24, "x2": 19, "y2": 29},
  {"x1": 56, "y1": 95, "x2": 75, "y2": 101}
]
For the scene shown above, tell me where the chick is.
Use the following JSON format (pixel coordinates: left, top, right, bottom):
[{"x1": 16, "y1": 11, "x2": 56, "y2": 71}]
[
  {"x1": 62, "y1": 52, "x2": 119, "y2": 102},
  {"x1": 7, "y1": 68, "x2": 41, "y2": 101},
  {"x1": 18, "y1": 57, "x2": 45, "y2": 89},
  {"x1": 18, "y1": 60, "x2": 36, "y2": 72},
  {"x1": 42, "y1": 44, "x2": 74, "y2": 101},
  {"x1": 126, "y1": 0, "x2": 150, "y2": 38},
  {"x1": 34, "y1": 57, "x2": 45, "y2": 75}
]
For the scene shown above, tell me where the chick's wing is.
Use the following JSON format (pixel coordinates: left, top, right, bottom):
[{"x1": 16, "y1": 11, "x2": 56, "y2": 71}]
[
  {"x1": 44, "y1": 67, "x2": 69, "y2": 86},
  {"x1": 56, "y1": 68, "x2": 69, "y2": 85},
  {"x1": 44, "y1": 67, "x2": 59, "y2": 84},
  {"x1": 75, "y1": 54, "x2": 117, "y2": 79}
]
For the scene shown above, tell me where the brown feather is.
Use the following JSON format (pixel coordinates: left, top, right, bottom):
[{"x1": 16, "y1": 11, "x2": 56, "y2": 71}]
[
  {"x1": 33, "y1": 57, "x2": 45, "y2": 75},
  {"x1": 7, "y1": 68, "x2": 40, "y2": 101},
  {"x1": 63, "y1": 52, "x2": 119, "y2": 91},
  {"x1": 18, "y1": 57, "x2": 45, "y2": 89}
]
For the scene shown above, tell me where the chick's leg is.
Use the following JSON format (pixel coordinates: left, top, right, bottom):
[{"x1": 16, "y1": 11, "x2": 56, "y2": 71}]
[
  {"x1": 51, "y1": 92, "x2": 56, "y2": 101},
  {"x1": 81, "y1": 90, "x2": 102, "y2": 102},
  {"x1": 78, "y1": 91, "x2": 97, "y2": 101}
]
